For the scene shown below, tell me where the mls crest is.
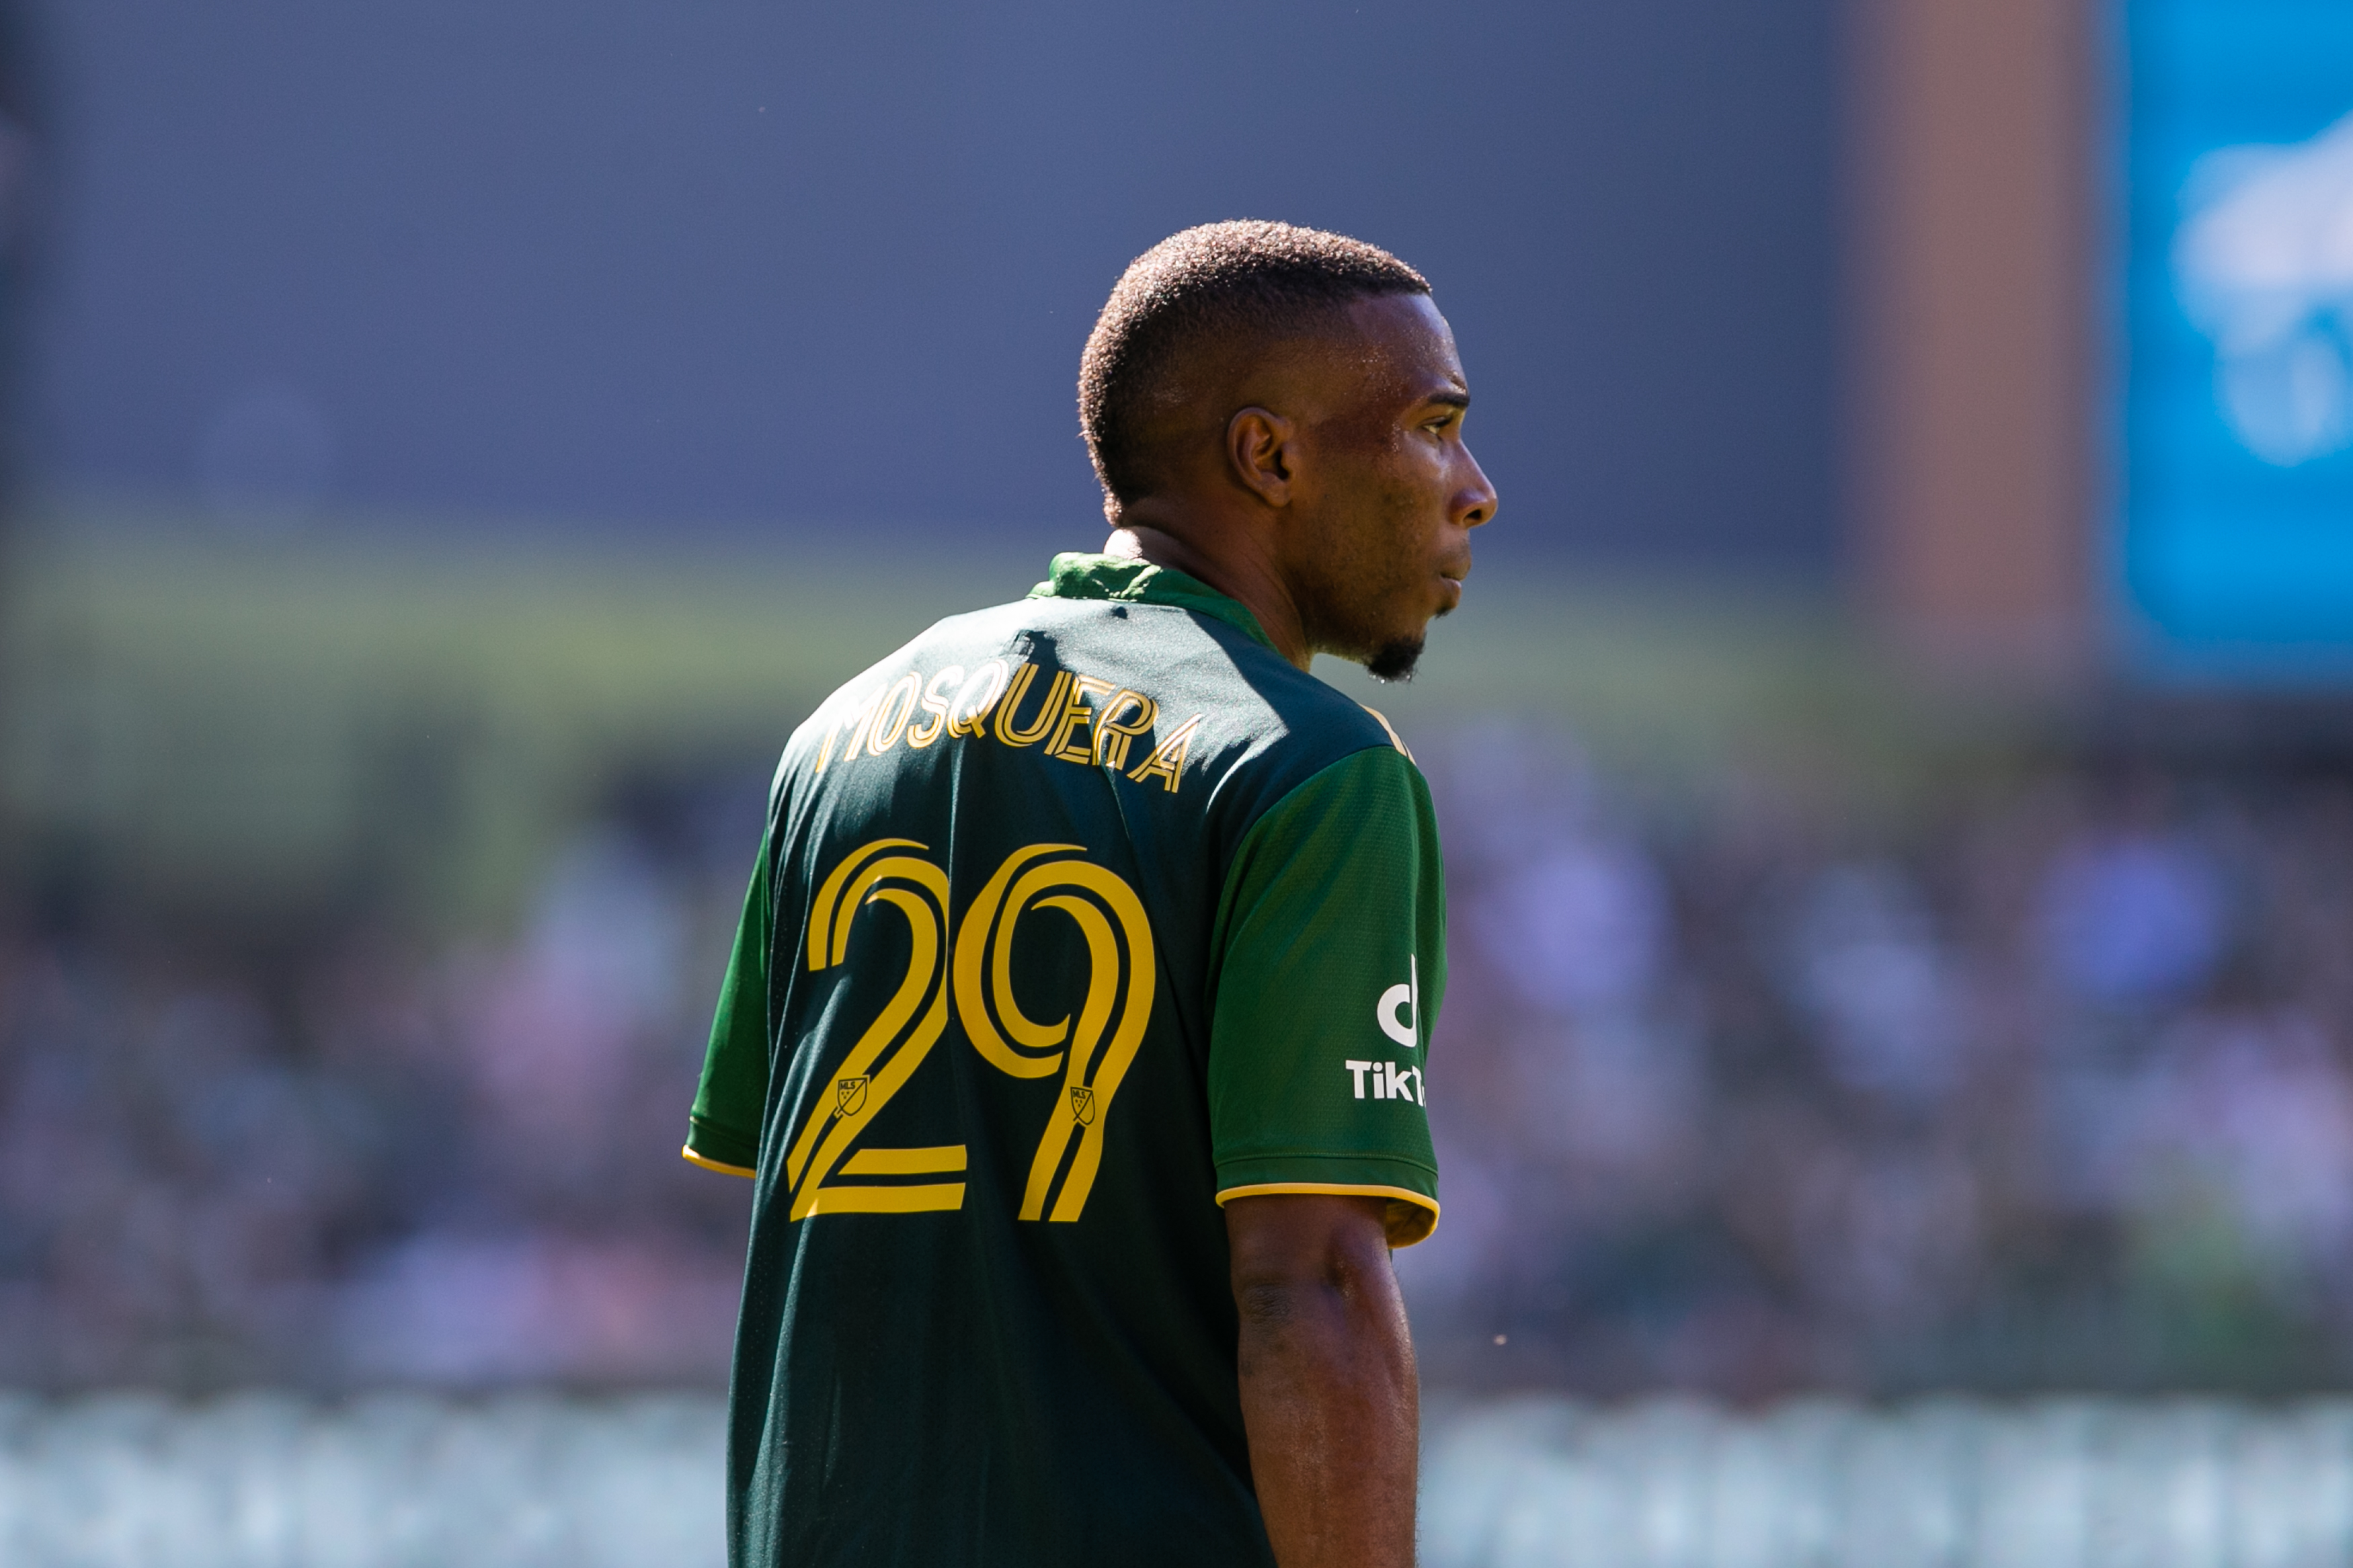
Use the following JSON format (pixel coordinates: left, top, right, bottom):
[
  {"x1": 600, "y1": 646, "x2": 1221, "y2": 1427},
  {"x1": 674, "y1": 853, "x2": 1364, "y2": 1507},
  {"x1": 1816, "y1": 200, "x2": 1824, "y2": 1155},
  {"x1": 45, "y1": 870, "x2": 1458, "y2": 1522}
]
[
  {"x1": 1069, "y1": 1085, "x2": 1096, "y2": 1126},
  {"x1": 836, "y1": 1076, "x2": 870, "y2": 1116}
]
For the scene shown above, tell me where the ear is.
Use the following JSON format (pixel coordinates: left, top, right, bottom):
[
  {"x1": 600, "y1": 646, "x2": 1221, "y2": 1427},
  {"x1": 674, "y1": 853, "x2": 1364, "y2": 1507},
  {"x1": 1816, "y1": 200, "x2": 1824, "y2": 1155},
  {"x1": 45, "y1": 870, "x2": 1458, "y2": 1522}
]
[{"x1": 1225, "y1": 407, "x2": 1297, "y2": 509}]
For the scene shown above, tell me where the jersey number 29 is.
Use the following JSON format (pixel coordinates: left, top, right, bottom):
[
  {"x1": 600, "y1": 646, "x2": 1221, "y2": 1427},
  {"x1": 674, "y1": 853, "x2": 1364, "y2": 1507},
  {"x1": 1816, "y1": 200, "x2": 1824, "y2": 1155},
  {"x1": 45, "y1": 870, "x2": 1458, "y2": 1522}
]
[{"x1": 781, "y1": 839, "x2": 1155, "y2": 1225}]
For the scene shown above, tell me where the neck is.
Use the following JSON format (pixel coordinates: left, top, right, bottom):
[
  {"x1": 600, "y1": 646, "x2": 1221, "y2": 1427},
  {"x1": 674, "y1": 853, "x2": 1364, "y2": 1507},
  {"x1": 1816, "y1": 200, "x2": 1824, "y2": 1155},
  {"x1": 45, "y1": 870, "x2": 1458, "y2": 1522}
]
[{"x1": 1103, "y1": 510, "x2": 1312, "y2": 671}]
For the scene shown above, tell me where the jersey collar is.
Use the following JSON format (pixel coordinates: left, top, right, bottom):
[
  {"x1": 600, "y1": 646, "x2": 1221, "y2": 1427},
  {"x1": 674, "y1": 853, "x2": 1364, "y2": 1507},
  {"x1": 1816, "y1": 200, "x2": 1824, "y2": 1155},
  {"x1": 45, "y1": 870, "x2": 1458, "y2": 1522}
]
[{"x1": 1030, "y1": 552, "x2": 1277, "y2": 652}]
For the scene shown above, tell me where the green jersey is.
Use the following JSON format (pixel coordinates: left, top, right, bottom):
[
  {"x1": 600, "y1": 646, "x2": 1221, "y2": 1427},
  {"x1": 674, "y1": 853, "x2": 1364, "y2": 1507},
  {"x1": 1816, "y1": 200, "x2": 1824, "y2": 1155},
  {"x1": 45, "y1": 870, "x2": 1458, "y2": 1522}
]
[{"x1": 688, "y1": 552, "x2": 1445, "y2": 1567}]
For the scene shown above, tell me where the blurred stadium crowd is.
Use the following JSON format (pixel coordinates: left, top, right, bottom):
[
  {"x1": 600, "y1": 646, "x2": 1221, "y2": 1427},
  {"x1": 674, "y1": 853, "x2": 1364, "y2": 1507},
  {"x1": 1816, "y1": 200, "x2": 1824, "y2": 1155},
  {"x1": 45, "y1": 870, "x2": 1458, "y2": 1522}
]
[
  {"x1": 1409, "y1": 729, "x2": 2353, "y2": 1396},
  {"x1": 6, "y1": 725, "x2": 2353, "y2": 1397}
]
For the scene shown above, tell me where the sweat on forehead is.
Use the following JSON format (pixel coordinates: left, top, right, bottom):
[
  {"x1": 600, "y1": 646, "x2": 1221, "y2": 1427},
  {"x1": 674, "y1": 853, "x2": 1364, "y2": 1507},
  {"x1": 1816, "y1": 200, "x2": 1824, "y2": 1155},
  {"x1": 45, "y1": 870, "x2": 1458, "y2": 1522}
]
[{"x1": 1080, "y1": 221, "x2": 1431, "y2": 505}]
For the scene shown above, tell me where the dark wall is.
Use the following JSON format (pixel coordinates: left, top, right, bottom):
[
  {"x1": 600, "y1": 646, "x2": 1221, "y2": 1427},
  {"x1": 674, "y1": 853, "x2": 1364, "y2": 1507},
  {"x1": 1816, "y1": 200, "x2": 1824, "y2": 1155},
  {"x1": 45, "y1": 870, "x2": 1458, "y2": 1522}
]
[{"x1": 31, "y1": 0, "x2": 1838, "y2": 575}]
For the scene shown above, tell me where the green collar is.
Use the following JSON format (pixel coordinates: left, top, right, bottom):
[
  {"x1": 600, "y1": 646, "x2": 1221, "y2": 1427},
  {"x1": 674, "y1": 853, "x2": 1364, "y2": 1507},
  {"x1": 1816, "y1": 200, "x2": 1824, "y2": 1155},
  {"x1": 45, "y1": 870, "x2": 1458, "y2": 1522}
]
[{"x1": 1029, "y1": 552, "x2": 1276, "y2": 652}]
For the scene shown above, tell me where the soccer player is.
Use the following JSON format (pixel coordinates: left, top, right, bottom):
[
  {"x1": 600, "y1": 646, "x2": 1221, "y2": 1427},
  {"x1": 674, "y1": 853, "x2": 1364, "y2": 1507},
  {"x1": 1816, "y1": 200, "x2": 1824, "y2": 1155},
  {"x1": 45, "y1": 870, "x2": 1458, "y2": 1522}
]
[{"x1": 685, "y1": 220, "x2": 1497, "y2": 1567}]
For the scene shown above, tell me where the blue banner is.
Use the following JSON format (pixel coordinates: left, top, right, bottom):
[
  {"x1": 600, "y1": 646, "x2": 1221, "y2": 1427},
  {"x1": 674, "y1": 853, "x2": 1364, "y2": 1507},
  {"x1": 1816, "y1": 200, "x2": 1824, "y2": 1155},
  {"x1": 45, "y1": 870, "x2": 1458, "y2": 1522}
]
[{"x1": 2121, "y1": 1, "x2": 2353, "y2": 673}]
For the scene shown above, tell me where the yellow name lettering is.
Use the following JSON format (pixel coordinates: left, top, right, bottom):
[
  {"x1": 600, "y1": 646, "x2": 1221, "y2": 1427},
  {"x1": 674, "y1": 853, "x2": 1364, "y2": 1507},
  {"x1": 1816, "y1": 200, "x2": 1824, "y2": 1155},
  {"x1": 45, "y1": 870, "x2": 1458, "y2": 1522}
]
[
  {"x1": 1126, "y1": 713, "x2": 1203, "y2": 793},
  {"x1": 995, "y1": 664, "x2": 1071, "y2": 747},
  {"x1": 808, "y1": 655, "x2": 1203, "y2": 793},
  {"x1": 867, "y1": 671, "x2": 923, "y2": 756},
  {"x1": 1047, "y1": 675, "x2": 1118, "y2": 764},
  {"x1": 1092, "y1": 690, "x2": 1158, "y2": 770},
  {"x1": 905, "y1": 665, "x2": 963, "y2": 749},
  {"x1": 947, "y1": 659, "x2": 1010, "y2": 738},
  {"x1": 815, "y1": 684, "x2": 884, "y2": 776}
]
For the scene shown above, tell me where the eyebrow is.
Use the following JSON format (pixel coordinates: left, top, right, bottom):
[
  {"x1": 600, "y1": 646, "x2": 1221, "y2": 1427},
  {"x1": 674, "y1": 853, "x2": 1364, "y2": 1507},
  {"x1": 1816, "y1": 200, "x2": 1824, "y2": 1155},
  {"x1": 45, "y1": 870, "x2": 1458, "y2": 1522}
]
[{"x1": 1423, "y1": 390, "x2": 1470, "y2": 411}]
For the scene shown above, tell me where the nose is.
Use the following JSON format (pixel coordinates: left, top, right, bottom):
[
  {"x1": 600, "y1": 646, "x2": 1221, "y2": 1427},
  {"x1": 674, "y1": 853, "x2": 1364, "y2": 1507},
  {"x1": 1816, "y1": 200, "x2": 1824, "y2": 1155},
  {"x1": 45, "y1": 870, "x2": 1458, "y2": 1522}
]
[{"x1": 1454, "y1": 444, "x2": 1498, "y2": 530}]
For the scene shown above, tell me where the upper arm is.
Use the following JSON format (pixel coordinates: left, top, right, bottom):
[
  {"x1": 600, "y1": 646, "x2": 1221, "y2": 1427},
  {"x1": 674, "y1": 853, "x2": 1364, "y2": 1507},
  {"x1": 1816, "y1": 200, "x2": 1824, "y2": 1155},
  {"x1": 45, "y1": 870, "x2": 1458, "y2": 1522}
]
[
  {"x1": 1224, "y1": 1191, "x2": 1396, "y2": 1303},
  {"x1": 1207, "y1": 746, "x2": 1446, "y2": 1247}
]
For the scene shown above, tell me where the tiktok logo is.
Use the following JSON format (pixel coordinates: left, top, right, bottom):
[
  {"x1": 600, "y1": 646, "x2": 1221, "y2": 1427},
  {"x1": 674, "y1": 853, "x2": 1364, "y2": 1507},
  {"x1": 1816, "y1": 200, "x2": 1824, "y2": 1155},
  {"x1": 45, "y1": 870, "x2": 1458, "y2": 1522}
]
[
  {"x1": 1344, "y1": 1059, "x2": 1425, "y2": 1104},
  {"x1": 1347, "y1": 957, "x2": 1426, "y2": 1103},
  {"x1": 1376, "y1": 956, "x2": 1419, "y2": 1050}
]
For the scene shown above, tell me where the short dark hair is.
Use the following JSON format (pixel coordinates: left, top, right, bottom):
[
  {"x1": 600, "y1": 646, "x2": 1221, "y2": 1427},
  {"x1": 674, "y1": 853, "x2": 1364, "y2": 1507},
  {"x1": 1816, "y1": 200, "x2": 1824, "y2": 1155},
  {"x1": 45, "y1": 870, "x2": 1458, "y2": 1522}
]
[{"x1": 1078, "y1": 220, "x2": 1430, "y2": 505}]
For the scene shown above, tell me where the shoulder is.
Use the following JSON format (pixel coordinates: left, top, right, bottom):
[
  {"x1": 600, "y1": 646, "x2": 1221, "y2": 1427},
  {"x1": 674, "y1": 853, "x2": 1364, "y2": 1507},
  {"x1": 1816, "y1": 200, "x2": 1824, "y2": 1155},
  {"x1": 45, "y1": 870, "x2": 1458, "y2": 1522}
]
[
  {"x1": 1230, "y1": 741, "x2": 1435, "y2": 870},
  {"x1": 765, "y1": 589, "x2": 1417, "y2": 823},
  {"x1": 1177, "y1": 630, "x2": 1419, "y2": 818},
  {"x1": 775, "y1": 600, "x2": 1036, "y2": 759}
]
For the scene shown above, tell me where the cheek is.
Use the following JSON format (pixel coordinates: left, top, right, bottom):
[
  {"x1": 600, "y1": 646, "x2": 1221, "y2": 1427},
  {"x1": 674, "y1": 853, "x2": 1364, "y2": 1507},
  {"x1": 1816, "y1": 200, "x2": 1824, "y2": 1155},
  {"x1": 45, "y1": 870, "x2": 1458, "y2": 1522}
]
[
  {"x1": 1381, "y1": 436, "x2": 1452, "y2": 506},
  {"x1": 1342, "y1": 474, "x2": 1428, "y2": 573},
  {"x1": 1375, "y1": 458, "x2": 1447, "y2": 547}
]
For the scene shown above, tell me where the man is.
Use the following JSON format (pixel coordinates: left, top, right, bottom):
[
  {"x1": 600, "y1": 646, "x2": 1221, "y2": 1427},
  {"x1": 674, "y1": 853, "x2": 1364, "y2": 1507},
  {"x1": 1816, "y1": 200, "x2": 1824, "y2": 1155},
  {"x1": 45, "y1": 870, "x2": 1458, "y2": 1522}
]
[{"x1": 685, "y1": 220, "x2": 1497, "y2": 1567}]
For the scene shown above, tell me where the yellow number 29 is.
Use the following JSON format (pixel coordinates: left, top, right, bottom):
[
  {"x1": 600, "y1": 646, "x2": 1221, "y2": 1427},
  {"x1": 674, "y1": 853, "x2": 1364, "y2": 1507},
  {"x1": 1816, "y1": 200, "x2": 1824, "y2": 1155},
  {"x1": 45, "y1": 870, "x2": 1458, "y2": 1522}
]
[
  {"x1": 781, "y1": 840, "x2": 964, "y2": 1219},
  {"x1": 783, "y1": 839, "x2": 1155, "y2": 1225},
  {"x1": 954, "y1": 844, "x2": 1156, "y2": 1223}
]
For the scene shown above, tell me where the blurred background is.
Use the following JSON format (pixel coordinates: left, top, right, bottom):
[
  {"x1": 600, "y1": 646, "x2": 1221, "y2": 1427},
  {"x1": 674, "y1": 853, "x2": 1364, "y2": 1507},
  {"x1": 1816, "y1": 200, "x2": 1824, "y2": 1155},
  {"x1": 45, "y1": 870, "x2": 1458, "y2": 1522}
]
[{"x1": 4, "y1": 0, "x2": 2353, "y2": 1507}]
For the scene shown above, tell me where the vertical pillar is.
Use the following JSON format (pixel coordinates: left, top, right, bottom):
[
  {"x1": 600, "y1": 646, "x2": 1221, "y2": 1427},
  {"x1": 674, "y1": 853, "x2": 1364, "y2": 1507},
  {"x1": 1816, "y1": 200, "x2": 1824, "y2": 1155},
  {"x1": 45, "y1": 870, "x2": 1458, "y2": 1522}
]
[{"x1": 1847, "y1": 0, "x2": 2098, "y2": 676}]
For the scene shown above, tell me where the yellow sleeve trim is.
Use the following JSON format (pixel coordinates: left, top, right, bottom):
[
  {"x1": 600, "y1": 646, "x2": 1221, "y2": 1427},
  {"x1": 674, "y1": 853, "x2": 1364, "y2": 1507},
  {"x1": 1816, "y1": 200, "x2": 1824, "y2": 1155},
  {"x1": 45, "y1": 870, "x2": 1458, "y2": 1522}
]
[
  {"x1": 1214, "y1": 1182, "x2": 1439, "y2": 1248},
  {"x1": 680, "y1": 1143, "x2": 756, "y2": 1179}
]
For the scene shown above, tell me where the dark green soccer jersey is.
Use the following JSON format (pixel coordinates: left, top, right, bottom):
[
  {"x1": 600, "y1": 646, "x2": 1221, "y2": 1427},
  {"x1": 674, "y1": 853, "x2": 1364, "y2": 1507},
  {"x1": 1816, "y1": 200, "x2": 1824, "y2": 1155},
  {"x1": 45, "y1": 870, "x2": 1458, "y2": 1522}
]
[{"x1": 687, "y1": 553, "x2": 1445, "y2": 1567}]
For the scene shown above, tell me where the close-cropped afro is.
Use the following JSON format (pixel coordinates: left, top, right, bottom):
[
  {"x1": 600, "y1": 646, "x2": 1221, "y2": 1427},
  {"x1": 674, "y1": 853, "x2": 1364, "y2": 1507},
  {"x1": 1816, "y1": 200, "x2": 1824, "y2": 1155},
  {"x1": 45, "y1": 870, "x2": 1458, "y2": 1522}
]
[{"x1": 1078, "y1": 220, "x2": 1429, "y2": 505}]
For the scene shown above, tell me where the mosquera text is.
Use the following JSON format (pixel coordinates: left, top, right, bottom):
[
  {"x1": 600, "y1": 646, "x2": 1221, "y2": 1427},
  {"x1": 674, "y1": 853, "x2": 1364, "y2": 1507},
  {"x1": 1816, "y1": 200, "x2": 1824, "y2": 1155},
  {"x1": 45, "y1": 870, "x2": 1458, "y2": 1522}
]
[{"x1": 812, "y1": 656, "x2": 1205, "y2": 793}]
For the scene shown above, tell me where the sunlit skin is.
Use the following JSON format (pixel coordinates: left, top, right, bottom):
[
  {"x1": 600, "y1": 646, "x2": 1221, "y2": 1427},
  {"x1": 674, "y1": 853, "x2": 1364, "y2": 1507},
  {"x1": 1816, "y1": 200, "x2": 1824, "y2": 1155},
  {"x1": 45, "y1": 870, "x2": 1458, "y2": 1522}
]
[
  {"x1": 1101, "y1": 291, "x2": 1496, "y2": 1568},
  {"x1": 1105, "y1": 291, "x2": 1499, "y2": 680},
  {"x1": 1224, "y1": 1192, "x2": 1418, "y2": 1568}
]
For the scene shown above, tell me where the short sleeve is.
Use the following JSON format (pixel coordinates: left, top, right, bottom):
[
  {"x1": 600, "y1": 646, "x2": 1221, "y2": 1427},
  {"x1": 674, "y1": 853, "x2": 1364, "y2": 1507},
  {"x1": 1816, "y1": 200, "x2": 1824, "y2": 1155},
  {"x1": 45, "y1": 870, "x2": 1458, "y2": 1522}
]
[
  {"x1": 1207, "y1": 745, "x2": 1446, "y2": 1246},
  {"x1": 685, "y1": 834, "x2": 774, "y2": 1176}
]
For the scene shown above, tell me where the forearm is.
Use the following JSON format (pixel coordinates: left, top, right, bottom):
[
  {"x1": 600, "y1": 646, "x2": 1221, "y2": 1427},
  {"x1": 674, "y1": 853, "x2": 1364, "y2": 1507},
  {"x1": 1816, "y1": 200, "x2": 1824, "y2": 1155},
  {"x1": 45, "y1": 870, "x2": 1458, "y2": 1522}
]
[{"x1": 1230, "y1": 1201, "x2": 1419, "y2": 1568}]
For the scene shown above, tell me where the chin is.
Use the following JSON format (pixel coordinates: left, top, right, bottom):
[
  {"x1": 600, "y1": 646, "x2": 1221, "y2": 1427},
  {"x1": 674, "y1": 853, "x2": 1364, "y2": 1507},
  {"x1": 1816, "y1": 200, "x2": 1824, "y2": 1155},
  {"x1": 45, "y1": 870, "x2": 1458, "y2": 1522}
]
[{"x1": 1365, "y1": 636, "x2": 1425, "y2": 683}]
